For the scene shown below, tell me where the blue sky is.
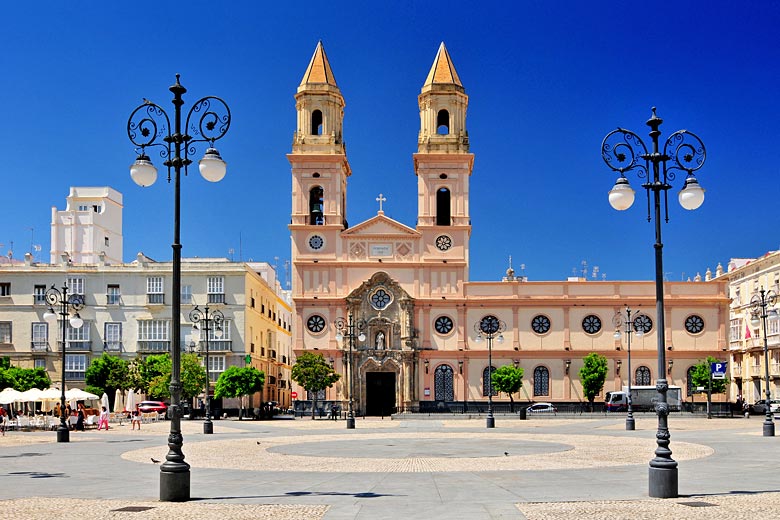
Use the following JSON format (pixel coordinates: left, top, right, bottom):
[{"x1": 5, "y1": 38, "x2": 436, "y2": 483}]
[{"x1": 1, "y1": 2, "x2": 779, "y2": 284}]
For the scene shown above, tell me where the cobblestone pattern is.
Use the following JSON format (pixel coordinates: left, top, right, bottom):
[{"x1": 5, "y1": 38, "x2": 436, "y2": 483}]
[
  {"x1": 121, "y1": 431, "x2": 713, "y2": 472},
  {"x1": 0, "y1": 498, "x2": 327, "y2": 520},
  {"x1": 517, "y1": 493, "x2": 780, "y2": 520}
]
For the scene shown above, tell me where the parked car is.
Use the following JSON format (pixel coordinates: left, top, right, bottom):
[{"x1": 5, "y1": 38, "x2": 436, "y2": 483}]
[
  {"x1": 526, "y1": 403, "x2": 557, "y2": 414},
  {"x1": 138, "y1": 401, "x2": 168, "y2": 414},
  {"x1": 749, "y1": 400, "x2": 780, "y2": 415}
]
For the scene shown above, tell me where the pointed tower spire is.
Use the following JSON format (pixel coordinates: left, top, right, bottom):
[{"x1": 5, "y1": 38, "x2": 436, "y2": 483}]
[
  {"x1": 423, "y1": 42, "x2": 463, "y2": 88},
  {"x1": 299, "y1": 41, "x2": 339, "y2": 88},
  {"x1": 292, "y1": 41, "x2": 346, "y2": 155}
]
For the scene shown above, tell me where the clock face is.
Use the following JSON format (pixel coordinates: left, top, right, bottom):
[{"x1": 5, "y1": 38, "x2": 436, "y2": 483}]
[
  {"x1": 306, "y1": 315, "x2": 325, "y2": 333},
  {"x1": 435, "y1": 235, "x2": 452, "y2": 251},
  {"x1": 582, "y1": 314, "x2": 602, "y2": 334},
  {"x1": 633, "y1": 314, "x2": 653, "y2": 334},
  {"x1": 479, "y1": 315, "x2": 501, "y2": 335},
  {"x1": 308, "y1": 235, "x2": 324, "y2": 250},
  {"x1": 434, "y1": 316, "x2": 454, "y2": 335},
  {"x1": 531, "y1": 315, "x2": 551, "y2": 334},
  {"x1": 685, "y1": 315, "x2": 704, "y2": 334}
]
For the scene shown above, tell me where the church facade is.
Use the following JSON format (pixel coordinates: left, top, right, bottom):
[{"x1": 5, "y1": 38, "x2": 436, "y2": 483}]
[{"x1": 289, "y1": 42, "x2": 730, "y2": 414}]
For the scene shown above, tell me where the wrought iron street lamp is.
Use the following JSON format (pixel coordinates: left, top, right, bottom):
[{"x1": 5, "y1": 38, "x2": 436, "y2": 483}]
[
  {"x1": 126, "y1": 75, "x2": 231, "y2": 502},
  {"x1": 189, "y1": 305, "x2": 224, "y2": 435},
  {"x1": 334, "y1": 315, "x2": 366, "y2": 429},
  {"x1": 613, "y1": 306, "x2": 649, "y2": 431},
  {"x1": 750, "y1": 287, "x2": 779, "y2": 437},
  {"x1": 43, "y1": 284, "x2": 85, "y2": 443},
  {"x1": 475, "y1": 315, "x2": 505, "y2": 428},
  {"x1": 601, "y1": 107, "x2": 707, "y2": 498}
]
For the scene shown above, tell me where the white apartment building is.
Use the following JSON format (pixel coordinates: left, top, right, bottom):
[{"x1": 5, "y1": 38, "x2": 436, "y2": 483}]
[
  {"x1": 50, "y1": 187, "x2": 123, "y2": 265},
  {"x1": 721, "y1": 250, "x2": 780, "y2": 403}
]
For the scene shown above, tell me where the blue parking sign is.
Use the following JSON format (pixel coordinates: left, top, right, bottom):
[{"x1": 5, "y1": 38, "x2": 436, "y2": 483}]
[{"x1": 711, "y1": 362, "x2": 727, "y2": 380}]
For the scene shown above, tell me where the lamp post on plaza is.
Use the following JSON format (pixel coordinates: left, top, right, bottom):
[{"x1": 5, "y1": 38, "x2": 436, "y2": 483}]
[
  {"x1": 126, "y1": 75, "x2": 231, "y2": 502},
  {"x1": 601, "y1": 107, "x2": 707, "y2": 499},
  {"x1": 43, "y1": 284, "x2": 85, "y2": 443},
  {"x1": 749, "y1": 287, "x2": 779, "y2": 437},
  {"x1": 189, "y1": 305, "x2": 224, "y2": 435},
  {"x1": 613, "y1": 306, "x2": 649, "y2": 431},
  {"x1": 474, "y1": 315, "x2": 505, "y2": 429},
  {"x1": 335, "y1": 315, "x2": 366, "y2": 429}
]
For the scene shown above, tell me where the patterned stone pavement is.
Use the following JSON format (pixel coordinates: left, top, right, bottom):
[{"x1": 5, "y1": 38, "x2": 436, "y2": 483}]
[{"x1": 0, "y1": 414, "x2": 776, "y2": 519}]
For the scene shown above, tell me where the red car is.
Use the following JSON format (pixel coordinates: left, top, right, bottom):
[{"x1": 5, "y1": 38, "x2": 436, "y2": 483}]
[{"x1": 138, "y1": 401, "x2": 168, "y2": 414}]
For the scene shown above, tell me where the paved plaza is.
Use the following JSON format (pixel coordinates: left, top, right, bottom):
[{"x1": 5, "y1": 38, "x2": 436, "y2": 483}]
[{"x1": 1, "y1": 414, "x2": 779, "y2": 519}]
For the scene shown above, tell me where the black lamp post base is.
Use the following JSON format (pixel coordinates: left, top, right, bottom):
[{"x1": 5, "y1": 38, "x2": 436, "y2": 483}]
[
  {"x1": 625, "y1": 416, "x2": 635, "y2": 431},
  {"x1": 160, "y1": 469, "x2": 191, "y2": 502},
  {"x1": 486, "y1": 415, "x2": 495, "y2": 429},
  {"x1": 763, "y1": 419, "x2": 775, "y2": 437},
  {"x1": 203, "y1": 420, "x2": 213, "y2": 435},
  {"x1": 346, "y1": 416, "x2": 355, "y2": 429},
  {"x1": 57, "y1": 426, "x2": 69, "y2": 443},
  {"x1": 648, "y1": 466, "x2": 678, "y2": 498}
]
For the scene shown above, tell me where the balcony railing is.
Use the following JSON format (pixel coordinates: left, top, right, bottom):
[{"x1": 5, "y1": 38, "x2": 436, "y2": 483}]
[
  {"x1": 208, "y1": 340, "x2": 232, "y2": 352},
  {"x1": 31, "y1": 342, "x2": 49, "y2": 352},
  {"x1": 207, "y1": 293, "x2": 225, "y2": 304},
  {"x1": 65, "y1": 371, "x2": 86, "y2": 381},
  {"x1": 137, "y1": 341, "x2": 170, "y2": 353},
  {"x1": 103, "y1": 341, "x2": 123, "y2": 353},
  {"x1": 59, "y1": 341, "x2": 92, "y2": 352},
  {"x1": 147, "y1": 294, "x2": 164, "y2": 305}
]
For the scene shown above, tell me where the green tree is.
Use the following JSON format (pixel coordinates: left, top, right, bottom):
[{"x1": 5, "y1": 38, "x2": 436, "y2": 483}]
[
  {"x1": 579, "y1": 352, "x2": 608, "y2": 411},
  {"x1": 85, "y1": 353, "x2": 131, "y2": 403},
  {"x1": 214, "y1": 366, "x2": 265, "y2": 420},
  {"x1": 0, "y1": 367, "x2": 17, "y2": 390},
  {"x1": 290, "y1": 352, "x2": 341, "y2": 419},
  {"x1": 8, "y1": 367, "x2": 51, "y2": 391},
  {"x1": 491, "y1": 364, "x2": 524, "y2": 412},
  {"x1": 143, "y1": 353, "x2": 207, "y2": 401}
]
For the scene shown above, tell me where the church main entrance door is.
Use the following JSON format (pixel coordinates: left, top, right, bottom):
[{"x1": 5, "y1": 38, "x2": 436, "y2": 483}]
[{"x1": 365, "y1": 372, "x2": 396, "y2": 416}]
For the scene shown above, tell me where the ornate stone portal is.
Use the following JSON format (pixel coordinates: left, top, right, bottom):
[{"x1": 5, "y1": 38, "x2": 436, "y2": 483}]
[{"x1": 345, "y1": 272, "x2": 418, "y2": 414}]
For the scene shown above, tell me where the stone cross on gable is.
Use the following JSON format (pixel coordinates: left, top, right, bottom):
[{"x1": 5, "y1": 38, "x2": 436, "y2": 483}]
[{"x1": 376, "y1": 193, "x2": 387, "y2": 212}]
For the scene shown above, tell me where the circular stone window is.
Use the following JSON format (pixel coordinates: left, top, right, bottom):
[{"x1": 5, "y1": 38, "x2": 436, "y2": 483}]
[
  {"x1": 435, "y1": 235, "x2": 452, "y2": 251},
  {"x1": 531, "y1": 315, "x2": 551, "y2": 335},
  {"x1": 479, "y1": 315, "x2": 502, "y2": 335},
  {"x1": 582, "y1": 314, "x2": 602, "y2": 334},
  {"x1": 308, "y1": 234, "x2": 324, "y2": 251},
  {"x1": 306, "y1": 314, "x2": 326, "y2": 334},
  {"x1": 685, "y1": 315, "x2": 704, "y2": 334},
  {"x1": 633, "y1": 314, "x2": 653, "y2": 334},
  {"x1": 434, "y1": 315, "x2": 454, "y2": 335},
  {"x1": 369, "y1": 287, "x2": 393, "y2": 310}
]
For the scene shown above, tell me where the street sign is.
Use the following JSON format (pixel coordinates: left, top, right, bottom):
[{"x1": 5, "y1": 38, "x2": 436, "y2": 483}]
[
  {"x1": 711, "y1": 361, "x2": 727, "y2": 380},
  {"x1": 291, "y1": 391, "x2": 298, "y2": 399}
]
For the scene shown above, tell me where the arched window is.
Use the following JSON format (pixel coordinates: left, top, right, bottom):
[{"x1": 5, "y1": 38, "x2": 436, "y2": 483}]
[
  {"x1": 436, "y1": 187, "x2": 451, "y2": 226},
  {"x1": 482, "y1": 366, "x2": 497, "y2": 397},
  {"x1": 635, "y1": 366, "x2": 651, "y2": 386},
  {"x1": 436, "y1": 109, "x2": 450, "y2": 135},
  {"x1": 533, "y1": 366, "x2": 550, "y2": 396},
  {"x1": 686, "y1": 365, "x2": 696, "y2": 397},
  {"x1": 311, "y1": 110, "x2": 323, "y2": 135},
  {"x1": 309, "y1": 186, "x2": 324, "y2": 225},
  {"x1": 434, "y1": 364, "x2": 454, "y2": 401}
]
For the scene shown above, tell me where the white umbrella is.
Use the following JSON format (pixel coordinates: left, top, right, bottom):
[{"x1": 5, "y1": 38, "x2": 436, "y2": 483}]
[
  {"x1": 19, "y1": 388, "x2": 44, "y2": 402},
  {"x1": 40, "y1": 388, "x2": 62, "y2": 413},
  {"x1": 100, "y1": 393, "x2": 110, "y2": 412},
  {"x1": 65, "y1": 388, "x2": 99, "y2": 400},
  {"x1": 126, "y1": 389, "x2": 136, "y2": 412},
  {"x1": 0, "y1": 388, "x2": 23, "y2": 405},
  {"x1": 114, "y1": 389, "x2": 124, "y2": 413}
]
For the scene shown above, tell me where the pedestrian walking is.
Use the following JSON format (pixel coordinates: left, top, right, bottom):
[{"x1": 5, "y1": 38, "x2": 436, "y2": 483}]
[{"x1": 97, "y1": 406, "x2": 110, "y2": 430}]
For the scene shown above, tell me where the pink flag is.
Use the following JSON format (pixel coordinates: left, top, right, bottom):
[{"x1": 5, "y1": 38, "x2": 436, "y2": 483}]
[{"x1": 746, "y1": 321, "x2": 752, "y2": 340}]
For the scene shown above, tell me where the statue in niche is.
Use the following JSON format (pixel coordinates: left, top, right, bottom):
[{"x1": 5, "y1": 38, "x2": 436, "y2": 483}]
[{"x1": 376, "y1": 331, "x2": 385, "y2": 349}]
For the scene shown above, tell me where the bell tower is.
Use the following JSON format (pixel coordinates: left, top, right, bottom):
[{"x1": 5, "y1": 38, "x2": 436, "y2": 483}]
[
  {"x1": 288, "y1": 41, "x2": 351, "y2": 231},
  {"x1": 414, "y1": 43, "x2": 473, "y2": 279}
]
